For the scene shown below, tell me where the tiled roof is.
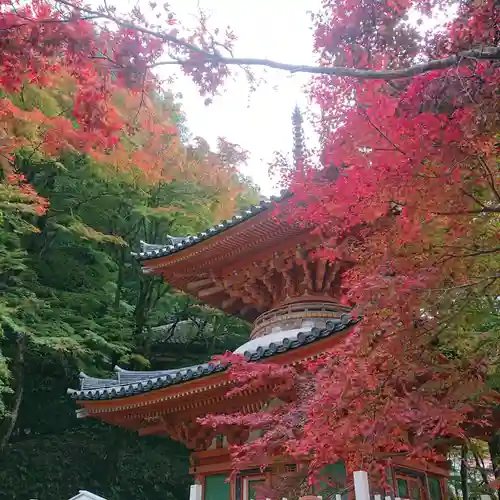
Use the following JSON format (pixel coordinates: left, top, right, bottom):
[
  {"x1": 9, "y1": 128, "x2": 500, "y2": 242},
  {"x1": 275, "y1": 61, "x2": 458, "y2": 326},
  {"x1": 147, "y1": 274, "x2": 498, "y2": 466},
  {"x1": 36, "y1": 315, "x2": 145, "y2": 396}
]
[
  {"x1": 67, "y1": 314, "x2": 356, "y2": 401},
  {"x1": 137, "y1": 192, "x2": 289, "y2": 261}
]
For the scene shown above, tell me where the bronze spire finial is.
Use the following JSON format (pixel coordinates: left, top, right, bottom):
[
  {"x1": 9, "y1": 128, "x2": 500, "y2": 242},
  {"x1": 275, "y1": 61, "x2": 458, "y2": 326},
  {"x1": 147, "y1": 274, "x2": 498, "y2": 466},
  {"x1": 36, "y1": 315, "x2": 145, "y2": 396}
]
[{"x1": 292, "y1": 105, "x2": 305, "y2": 170}]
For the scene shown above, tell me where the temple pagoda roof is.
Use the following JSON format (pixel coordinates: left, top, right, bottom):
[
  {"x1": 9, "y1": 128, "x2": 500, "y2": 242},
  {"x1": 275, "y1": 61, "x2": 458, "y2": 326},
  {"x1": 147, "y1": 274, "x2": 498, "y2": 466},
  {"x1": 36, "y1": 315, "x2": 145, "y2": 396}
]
[
  {"x1": 68, "y1": 314, "x2": 355, "y2": 401},
  {"x1": 137, "y1": 192, "x2": 289, "y2": 262}
]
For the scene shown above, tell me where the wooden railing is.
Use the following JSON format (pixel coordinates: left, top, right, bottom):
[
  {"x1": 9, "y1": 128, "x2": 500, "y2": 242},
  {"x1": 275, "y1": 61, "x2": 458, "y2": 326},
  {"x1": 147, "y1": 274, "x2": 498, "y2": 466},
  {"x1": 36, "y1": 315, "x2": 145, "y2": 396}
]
[{"x1": 251, "y1": 301, "x2": 351, "y2": 339}]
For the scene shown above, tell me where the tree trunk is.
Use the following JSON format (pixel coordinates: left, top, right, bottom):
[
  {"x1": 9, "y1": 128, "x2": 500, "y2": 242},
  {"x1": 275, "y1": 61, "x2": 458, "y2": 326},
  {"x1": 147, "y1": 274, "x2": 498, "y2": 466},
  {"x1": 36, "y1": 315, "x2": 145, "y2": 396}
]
[
  {"x1": 134, "y1": 278, "x2": 152, "y2": 337},
  {"x1": 489, "y1": 433, "x2": 500, "y2": 500},
  {"x1": 113, "y1": 247, "x2": 126, "y2": 310},
  {"x1": 0, "y1": 333, "x2": 26, "y2": 453},
  {"x1": 461, "y1": 443, "x2": 470, "y2": 500},
  {"x1": 472, "y1": 447, "x2": 491, "y2": 484},
  {"x1": 133, "y1": 276, "x2": 167, "y2": 337}
]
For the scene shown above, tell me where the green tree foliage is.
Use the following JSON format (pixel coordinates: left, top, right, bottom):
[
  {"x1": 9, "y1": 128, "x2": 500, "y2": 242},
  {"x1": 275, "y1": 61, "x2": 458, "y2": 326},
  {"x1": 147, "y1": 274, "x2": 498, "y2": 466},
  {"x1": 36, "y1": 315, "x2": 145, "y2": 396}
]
[{"x1": 0, "y1": 83, "x2": 256, "y2": 498}]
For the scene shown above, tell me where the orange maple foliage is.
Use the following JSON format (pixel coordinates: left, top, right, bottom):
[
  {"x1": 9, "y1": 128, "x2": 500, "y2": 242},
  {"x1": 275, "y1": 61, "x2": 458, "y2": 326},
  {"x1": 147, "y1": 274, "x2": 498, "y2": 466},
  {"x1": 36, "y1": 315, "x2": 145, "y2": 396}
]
[{"x1": 0, "y1": 0, "x2": 246, "y2": 220}]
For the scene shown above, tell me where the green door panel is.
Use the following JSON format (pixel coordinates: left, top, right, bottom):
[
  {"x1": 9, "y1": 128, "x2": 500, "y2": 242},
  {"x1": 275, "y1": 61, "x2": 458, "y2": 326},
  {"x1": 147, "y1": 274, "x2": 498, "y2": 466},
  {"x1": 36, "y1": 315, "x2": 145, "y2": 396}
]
[{"x1": 205, "y1": 474, "x2": 230, "y2": 500}]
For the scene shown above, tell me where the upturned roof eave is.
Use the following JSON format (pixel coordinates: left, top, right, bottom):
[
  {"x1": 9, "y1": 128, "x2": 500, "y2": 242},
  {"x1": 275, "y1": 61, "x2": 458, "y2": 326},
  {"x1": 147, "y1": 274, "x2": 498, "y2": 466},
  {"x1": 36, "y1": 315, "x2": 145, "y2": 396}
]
[{"x1": 136, "y1": 191, "x2": 292, "y2": 263}]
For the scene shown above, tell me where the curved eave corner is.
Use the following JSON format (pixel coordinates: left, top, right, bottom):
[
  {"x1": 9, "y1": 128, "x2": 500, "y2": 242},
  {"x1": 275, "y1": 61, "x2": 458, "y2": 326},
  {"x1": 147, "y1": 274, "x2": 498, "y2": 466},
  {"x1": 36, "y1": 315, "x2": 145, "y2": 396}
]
[{"x1": 135, "y1": 192, "x2": 290, "y2": 262}]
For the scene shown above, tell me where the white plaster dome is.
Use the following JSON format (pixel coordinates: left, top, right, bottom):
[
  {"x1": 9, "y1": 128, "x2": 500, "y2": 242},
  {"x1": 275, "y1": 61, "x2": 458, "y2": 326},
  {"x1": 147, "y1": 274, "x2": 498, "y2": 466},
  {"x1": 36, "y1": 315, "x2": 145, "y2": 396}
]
[{"x1": 234, "y1": 319, "x2": 318, "y2": 354}]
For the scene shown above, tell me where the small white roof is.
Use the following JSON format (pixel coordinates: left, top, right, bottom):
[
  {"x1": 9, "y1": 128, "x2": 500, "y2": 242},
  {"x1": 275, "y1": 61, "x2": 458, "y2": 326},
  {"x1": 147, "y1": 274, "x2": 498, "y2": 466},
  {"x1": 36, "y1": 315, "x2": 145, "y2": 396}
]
[{"x1": 68, "y1": 491, "x2": 107, "y2": 500}]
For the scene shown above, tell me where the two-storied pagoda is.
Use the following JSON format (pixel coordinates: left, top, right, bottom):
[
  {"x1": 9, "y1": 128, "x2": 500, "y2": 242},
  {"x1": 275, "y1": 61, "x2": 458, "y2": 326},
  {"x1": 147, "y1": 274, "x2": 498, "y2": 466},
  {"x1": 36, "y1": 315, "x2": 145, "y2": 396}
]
[{"x1": 68, "y1": 109, "x2": 449, "y2": 500}]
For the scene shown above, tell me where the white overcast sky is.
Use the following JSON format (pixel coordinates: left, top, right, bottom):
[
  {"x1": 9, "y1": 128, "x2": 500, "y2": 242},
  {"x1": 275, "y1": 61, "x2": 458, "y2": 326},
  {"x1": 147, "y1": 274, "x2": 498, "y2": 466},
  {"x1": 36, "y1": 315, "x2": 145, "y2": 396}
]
[
  {"x1": 98, "y1": 0, "x2": 321, "y2": 196},
  {"x1": 92, "y1": 0, "x2": 454, "y2": 196}
]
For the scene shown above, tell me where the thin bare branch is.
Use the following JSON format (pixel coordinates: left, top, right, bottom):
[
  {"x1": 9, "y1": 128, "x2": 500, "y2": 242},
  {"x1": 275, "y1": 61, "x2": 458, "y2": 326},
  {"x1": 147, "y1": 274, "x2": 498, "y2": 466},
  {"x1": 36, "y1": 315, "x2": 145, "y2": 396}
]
[
  {"x1": 362, "y1": 110, "x2": 410, "y2": 158},
  {"x1": 441, "y1": 247, "x2": 500, "y2": 259},
  {"x1": 54, "y1": 0, "x2": 500, "y2": 81},
  {"x1": 478, "y1": 156, "x2": 500, "y2": 204},
  {"x1": 146, "y1": 47, "x2": 500, "y2": 80},
  {"x1": 460, "y1": 188, "x2": 490, "y2": 210},
  {"x1": 434, "y1": 205, "x2": 500, "y2": 216},
  {"x1": 0, "y1": 14, "x2": 101, "y2": 31},
  {"x1": 432, "y1": 275, "x2": 500, "y2": 291}
]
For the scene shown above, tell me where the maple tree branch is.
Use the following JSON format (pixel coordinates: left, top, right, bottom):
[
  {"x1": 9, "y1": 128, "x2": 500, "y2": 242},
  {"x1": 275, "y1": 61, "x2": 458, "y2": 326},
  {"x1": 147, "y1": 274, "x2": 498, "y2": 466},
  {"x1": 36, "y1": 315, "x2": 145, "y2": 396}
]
[
  {"x1": 433, "y1": 205, "x2": 500, "y2": 216},
  {"x1": 54, "y1": 0, "x2": 209, "y2": 56},
  {"x1": 440, "y1": 247, "x2": 500, "y2": 262},
  {"x1": 432, "y1": 288, "x2": 477, "y2": 336},
  {"x1": 430, "y1": 273, "x2": 499, "y2": 341},
  {"x1": 54, "y1": 0, "x2": 500, "y2": 81},
  {"x1": 132, "y1": 71, "x2": 148, "y2": 126},
  {"x1": 478, "y1": 156, "x2": 500, "y2": 204},
  {"x1": 362, "y1": 111, "x2": 409, "y2": 158},
  {"x1": 0, "y1": 15, "x2": 101, "y2": 31},
  {"x1": 456, "y1": 247, "x2": 500, "y2": 258},
  {"x1": 460, "y1": 187, "x2": 491, "y2": 210},
  {"x1": 432, "y1": 274, "x2": 500, "y2": 291},
  {"x1": 146, "y1": 47, "x2": 500, "y2": 79},
  {"x1": 437, "y1": 243, "x2": 500, "y2": 253}
]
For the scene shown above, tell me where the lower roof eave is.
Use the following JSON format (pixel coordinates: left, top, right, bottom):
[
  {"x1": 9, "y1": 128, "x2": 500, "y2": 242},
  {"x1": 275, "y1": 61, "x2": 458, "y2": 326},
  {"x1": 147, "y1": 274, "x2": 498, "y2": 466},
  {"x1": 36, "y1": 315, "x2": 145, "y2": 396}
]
[{"x1": 68, "y1": 316, "x2": 357, "y2": 406}]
